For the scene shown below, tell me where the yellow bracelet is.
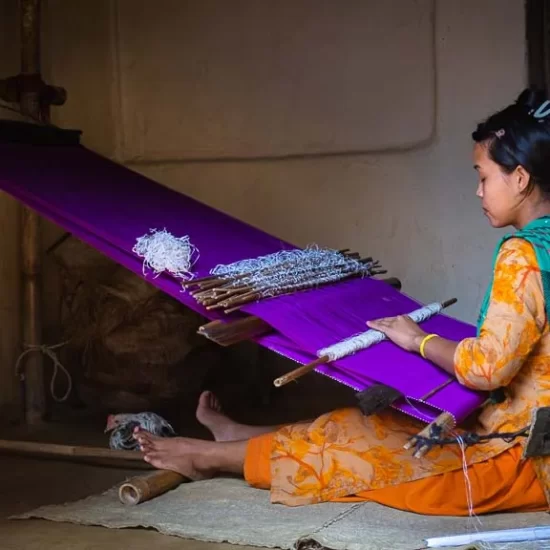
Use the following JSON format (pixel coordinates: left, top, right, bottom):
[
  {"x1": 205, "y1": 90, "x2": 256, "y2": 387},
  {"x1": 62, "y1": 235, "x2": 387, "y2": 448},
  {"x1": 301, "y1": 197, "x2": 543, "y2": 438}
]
[{"x1": 419, "y1": 334, "x2": 438, "y2": 359}]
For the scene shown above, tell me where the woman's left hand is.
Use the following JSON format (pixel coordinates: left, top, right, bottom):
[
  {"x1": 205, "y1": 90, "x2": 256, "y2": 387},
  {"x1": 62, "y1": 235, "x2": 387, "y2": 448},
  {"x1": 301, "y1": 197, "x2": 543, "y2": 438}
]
[{"x1": 367, "y1": 315, "x2": 427, "y2": 353}]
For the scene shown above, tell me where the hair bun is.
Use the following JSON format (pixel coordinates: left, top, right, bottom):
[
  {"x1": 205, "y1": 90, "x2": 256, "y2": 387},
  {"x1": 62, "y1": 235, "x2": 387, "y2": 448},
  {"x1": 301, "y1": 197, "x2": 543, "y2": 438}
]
[{"x1": 516, "y1": 88, "x2": 548, "y2": 111}]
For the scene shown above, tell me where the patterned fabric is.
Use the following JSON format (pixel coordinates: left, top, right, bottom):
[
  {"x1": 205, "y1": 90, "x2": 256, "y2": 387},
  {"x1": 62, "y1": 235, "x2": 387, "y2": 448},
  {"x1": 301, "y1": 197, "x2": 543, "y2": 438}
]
[
  {"x1": 245, "y1": 435, "x2": 547, "y2": 515},
  {"x1": 477, "y1": 215, "x2": 550, "y2": 332},
  {"x1": 269, "y1": 238, "x2": 550, "y2": 507}
]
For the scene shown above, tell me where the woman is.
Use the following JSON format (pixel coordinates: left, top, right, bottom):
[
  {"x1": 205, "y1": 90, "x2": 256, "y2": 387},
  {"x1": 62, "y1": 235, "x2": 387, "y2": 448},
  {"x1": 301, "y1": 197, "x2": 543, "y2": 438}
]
[{"x1": 136, "y1": 89, "x2": 550, "y2": 515}]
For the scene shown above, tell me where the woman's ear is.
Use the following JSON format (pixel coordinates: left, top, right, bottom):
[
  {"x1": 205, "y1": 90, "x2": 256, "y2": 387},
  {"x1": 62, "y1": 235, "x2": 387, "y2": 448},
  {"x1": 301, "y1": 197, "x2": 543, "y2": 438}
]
[{"x1": 515, "y1": 165, "x2": 532, "y2": 194}]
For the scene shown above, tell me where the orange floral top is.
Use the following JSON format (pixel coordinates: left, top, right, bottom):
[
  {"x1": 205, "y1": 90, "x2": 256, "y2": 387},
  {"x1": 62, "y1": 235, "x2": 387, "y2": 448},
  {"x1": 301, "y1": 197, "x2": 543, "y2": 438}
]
[{"x1": 269, "y1": 238, "x2": 550, "y2": 507}]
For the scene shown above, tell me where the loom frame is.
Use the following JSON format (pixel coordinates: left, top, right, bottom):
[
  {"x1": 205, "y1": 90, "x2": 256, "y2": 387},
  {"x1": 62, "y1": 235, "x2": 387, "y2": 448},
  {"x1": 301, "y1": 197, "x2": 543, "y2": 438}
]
[{"x1": 0, "y1": 1, "x2": 544, "y2": 428}]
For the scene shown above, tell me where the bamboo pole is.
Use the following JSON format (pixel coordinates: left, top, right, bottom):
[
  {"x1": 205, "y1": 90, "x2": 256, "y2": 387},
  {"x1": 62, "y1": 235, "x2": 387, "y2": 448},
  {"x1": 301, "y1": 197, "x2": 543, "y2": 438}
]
[
  {"x1": 19, "y1": 0, "x2": 45, "y2": 424},
  {"x1": 119, "y1": 470, "x2": 186, "y2": 505},
  {"x1": 0, "y1": 438, "x2": 151, "y2": 469}
]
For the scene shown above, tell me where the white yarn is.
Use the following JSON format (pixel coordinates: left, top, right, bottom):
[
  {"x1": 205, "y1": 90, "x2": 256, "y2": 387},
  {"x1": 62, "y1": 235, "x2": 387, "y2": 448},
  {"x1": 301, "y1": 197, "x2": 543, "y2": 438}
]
[
  {"x1": 210, "y1": 245, "x2": 376, "y2": 295},
  {"x1": 211, "y1": 246, "x2": 334, "y2": 277},
  {"x1": 319, "y1": 302, "x2": 442, "y2": 361},
  {"x1": 133, "y1": 228, "x2": 199, "y2": 280},
  {"x1": 455, "y1": 434, "x2": 545, "y2": 550},
  {"x1": 455, "y1": 434, "x2": 482, "y2": 526}
]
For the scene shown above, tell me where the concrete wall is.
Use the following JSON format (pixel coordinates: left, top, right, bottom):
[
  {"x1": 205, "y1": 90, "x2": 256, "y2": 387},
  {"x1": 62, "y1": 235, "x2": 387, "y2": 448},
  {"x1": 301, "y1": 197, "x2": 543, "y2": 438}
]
[{"x1": 0, "y1": 0, "x2": 527, "y2": 415}]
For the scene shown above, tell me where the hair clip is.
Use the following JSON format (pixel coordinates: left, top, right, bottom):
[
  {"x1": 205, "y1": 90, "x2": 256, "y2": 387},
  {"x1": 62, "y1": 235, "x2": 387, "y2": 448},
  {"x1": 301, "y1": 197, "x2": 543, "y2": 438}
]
[
  {"x1": 494, "y1": 129, "x2": 505, "y2": 138},
  {"x1": 532, "y1": 100, "x2": 550, "y2": 119}
]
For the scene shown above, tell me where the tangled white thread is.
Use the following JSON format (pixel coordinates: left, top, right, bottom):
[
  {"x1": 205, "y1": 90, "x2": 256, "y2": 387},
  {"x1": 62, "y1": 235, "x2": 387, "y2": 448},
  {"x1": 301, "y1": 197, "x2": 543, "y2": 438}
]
[
  {"x1": 318, "y1": 302, "x2": 442, "y2": 361},
  {"x1": 133, "y1": 228, "x2": 199, "y2": 281}
]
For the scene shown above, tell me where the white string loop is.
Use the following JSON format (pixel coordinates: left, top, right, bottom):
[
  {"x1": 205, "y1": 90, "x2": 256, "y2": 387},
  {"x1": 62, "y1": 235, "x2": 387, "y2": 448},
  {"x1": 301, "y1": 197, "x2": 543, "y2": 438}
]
[{"x1": 15, "y1": 341, "x2": 72, "y2": 403}]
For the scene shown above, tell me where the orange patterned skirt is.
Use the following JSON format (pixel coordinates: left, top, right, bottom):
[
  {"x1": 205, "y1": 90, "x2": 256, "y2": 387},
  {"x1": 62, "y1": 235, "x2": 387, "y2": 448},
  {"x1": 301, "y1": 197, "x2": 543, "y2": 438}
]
[{"x1": 244, "y1": 433, "x2": 547, "y2": 515}]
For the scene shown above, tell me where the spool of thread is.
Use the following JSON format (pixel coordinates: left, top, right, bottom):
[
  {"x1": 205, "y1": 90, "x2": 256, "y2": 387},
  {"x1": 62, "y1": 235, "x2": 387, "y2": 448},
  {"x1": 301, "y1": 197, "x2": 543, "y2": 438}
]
[{"x1": 118, "y1": 470, "x2": 186, "y2": 505}]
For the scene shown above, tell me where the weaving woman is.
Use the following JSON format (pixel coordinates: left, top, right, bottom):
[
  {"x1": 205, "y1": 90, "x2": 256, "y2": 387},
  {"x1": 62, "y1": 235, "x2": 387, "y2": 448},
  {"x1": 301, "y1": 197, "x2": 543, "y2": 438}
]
[{"x1": 135, "y1": 88, "x2": 550, "y2": 515}]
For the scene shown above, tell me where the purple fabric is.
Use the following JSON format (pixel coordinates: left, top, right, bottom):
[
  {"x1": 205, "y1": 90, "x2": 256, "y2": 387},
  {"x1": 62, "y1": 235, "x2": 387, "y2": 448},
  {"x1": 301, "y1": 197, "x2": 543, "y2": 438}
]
[{"x1": 0, "y1": 143, "x2": 486, "y2": 424}]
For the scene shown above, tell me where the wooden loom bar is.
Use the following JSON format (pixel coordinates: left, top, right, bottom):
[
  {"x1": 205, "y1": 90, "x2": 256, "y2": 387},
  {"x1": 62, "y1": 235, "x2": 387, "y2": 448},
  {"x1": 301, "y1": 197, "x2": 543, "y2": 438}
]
[
  {"x1": 8, "y1": 0, "x2": 67, "y2": 423},
  {"x1": 273, "y1": 297, "x2": 458, "y2": 387},
  {"x1": 20, "y1": 0, "x2": 45, "y2": 424},
  {"x1": 198, "y1": 316, "x2": 271, "y2": 346}
]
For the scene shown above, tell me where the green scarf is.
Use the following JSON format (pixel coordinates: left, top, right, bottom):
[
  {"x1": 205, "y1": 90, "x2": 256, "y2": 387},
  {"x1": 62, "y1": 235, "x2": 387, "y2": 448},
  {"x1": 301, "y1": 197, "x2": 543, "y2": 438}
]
[{"x1": 477, "y1": 216, "x2": 550, "y2": 335}]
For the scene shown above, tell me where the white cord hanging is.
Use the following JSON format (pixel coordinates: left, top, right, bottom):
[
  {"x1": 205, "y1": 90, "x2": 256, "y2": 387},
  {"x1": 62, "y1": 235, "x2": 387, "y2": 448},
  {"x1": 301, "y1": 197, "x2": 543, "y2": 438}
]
[{"x1": 15, "y1": 341, "x2": 72, "y2": 403}]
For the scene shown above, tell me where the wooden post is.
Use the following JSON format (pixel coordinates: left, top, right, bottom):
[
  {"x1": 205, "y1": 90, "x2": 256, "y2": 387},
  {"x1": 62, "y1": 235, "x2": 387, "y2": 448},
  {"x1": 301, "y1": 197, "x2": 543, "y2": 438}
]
[{"x1": 19, "y1": 0, "x2": 45, "y2": 424}]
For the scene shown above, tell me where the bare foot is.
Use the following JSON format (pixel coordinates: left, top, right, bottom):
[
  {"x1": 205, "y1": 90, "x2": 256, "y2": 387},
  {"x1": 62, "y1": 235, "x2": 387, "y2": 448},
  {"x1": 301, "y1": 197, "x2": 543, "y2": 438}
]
[
  {"x1": 196, "y1": 390, "x2": 261, "y2": 442},
  {"x1": 134, "y1": 429, "x2": 217, "y2": 480}
]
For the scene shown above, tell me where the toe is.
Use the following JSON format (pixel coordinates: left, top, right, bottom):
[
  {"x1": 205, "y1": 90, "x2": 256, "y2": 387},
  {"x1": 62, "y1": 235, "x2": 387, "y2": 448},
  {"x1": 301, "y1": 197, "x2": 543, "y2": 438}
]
[
  {"x1": 135, "y1": 430, "x2": 162, "y2": 449},
  {"x1": 139, "y1": 440, "x2": 154, "y2": 453},
  {"x1": 199, "y1": 390, "x2": 210, "y2": 405},
  {"x1": 210, "y1": 392, "x2": 222, "y2": 412},
  {"x1": 143, "y1": 452, "x2": 172, "y2": 472},
  {"x1": 143, "y1": 453, "x2": 159, "y2": 466}
]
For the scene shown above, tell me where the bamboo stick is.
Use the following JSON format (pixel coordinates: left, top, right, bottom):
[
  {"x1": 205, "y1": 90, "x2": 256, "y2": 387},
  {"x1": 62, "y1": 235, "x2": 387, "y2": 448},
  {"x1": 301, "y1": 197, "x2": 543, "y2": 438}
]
[
  {"x1": 207, "y1": 290, "x2": 261, "y2": 311},
  {"x1": 222, "y1": 271, "x2": 370, "y2": 314},
  {"x1": 418, "y1": 378, "x2": 454, "y2": 401},
  {"x1": 118, "y1": 470, "x2": 186, "y2": 505},
  {"x1": 183, "y1": 275, "x2": 221, "y2": 288},
  {"x1": 273, "y1": 356, "x2": 329, "y2": 387},
  {"x1": 0, "y1": 439, "x2": 151, "y2": 468}
]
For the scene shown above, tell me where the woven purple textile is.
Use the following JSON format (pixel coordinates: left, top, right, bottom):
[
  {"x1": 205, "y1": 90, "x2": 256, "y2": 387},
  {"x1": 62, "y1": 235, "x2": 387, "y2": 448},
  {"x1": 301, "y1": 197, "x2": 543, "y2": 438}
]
[{"x1": 0, "y1": 143, "x2": 486, "y2": 424}]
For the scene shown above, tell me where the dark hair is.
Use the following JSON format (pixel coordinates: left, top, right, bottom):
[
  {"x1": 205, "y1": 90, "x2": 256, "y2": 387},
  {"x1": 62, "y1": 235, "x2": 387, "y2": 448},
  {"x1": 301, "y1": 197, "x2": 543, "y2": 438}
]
[{"x1": 472, "y1": 88, "x2": 550, "y2": 197}]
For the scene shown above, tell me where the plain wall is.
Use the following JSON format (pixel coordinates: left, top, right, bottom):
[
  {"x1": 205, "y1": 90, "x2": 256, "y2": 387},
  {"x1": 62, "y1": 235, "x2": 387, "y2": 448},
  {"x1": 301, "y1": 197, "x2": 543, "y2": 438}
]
[{"x1": 45, "y1": 0, "x2": 526, "y2": 323}]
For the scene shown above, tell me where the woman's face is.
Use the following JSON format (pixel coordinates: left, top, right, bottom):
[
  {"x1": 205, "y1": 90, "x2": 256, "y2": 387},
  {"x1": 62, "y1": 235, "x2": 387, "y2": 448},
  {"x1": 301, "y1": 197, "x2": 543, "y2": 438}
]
[{"x1": 474, "y1": 142, "x2": 523, "y2": 228}]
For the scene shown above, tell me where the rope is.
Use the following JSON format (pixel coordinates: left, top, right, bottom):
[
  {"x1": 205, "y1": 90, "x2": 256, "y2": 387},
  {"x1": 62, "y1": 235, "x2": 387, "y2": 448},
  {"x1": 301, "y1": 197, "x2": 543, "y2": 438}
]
[{"x1": 15, "y1": 341, "x2": 73, "y2": 403}]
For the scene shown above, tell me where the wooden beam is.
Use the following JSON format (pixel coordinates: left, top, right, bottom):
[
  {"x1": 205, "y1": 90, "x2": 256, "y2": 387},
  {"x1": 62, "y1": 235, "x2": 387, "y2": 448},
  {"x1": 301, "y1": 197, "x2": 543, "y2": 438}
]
[{"x1": 19, "y1": 0, "x2": 45, "y2": 424}]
